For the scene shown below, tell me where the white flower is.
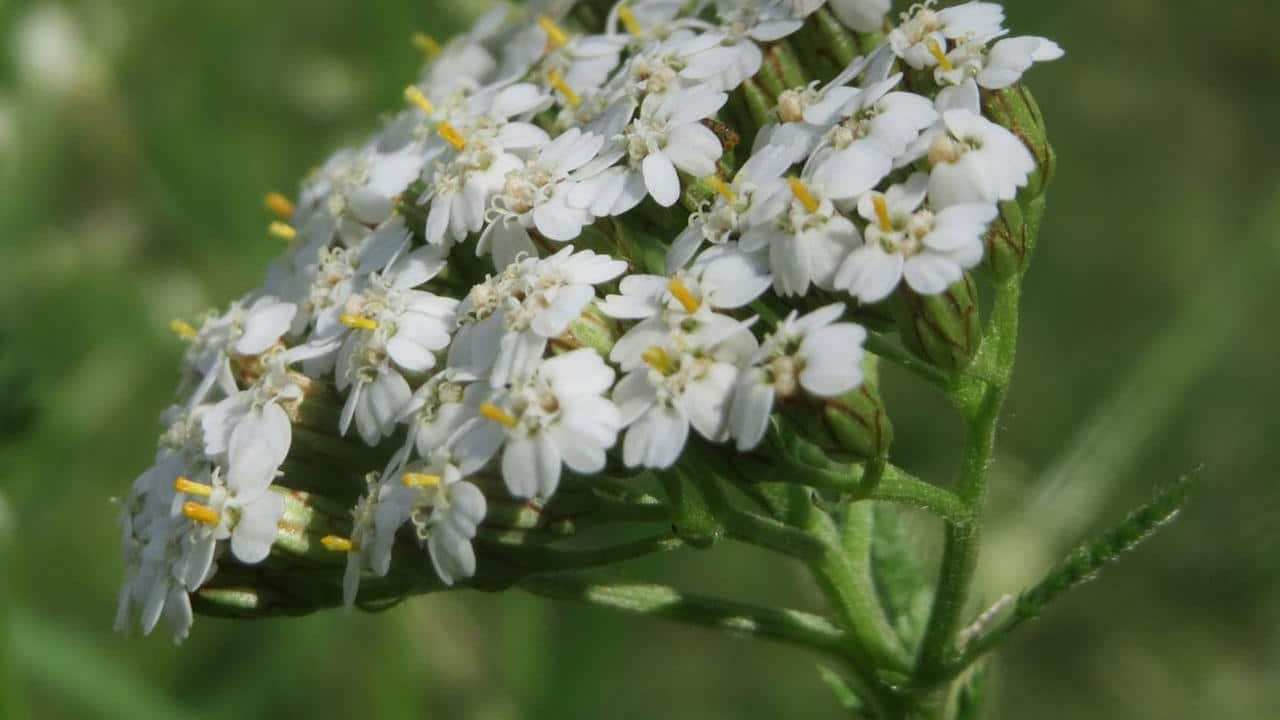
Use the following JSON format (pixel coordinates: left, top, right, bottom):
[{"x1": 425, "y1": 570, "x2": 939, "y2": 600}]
[
  {"x1": 478, "y1": 127, "x2": 605, "y2": 268},
  {"x1": 457, "y1": 348, "x2": 622, "y2": 499},
  {"x1": 808, "y1": 73, "x2": 938, "y2": 163},
  {"x1": 666, "y1": 144, "x2": 793, "y2": 272},
  {"x1": 613, "y1": 310, "x2": 757, "y2": 468},
  {"x1": 741, "y1": 161, "x2": 871, "y2": 296},
  {"x1": 374, "y1": 460, "x2": 490, "y2": 586},
  {"x1": 399, "y1": 368, "x2": 476, "y2": 459},
  {"x1": 181, "y1": 295, "x2": 296, "y2": 390},
  {"x1": 936, "y1": 35, "x2": 1064, "y2": 90},
  {"x1": 171, "y1": 469, "x2": 286, "y2": 589},
  {"x1": 730, "y1": 304, "x2": 866, "y2": 450},
  {"x1": 422, "y1": 479, "x2": 487, "y2": 586},
  {"x1": 452, "y1": 247, "x2": 626, "y2": 387},
  {"x1": 201, "y1": 353, "x2": 302, "y2": 496},
  {"x1": 576, "y1": 87, "x2": 727, "y2": 211},
  {"x1": 336, "y1": 475, "x2": 382, "y2": 608},
  {"x1": 836, "y1": 173, "x2": 996, "y2": 301},
  {"x1": 602, "y1": 246, "x2": 771, "y2": 323},
  {"x1": 890, "y1": 2, "x2": 1007, "y2": 71},
  {"x1": 925, "y1": 109, "x2": 1036, "y2": 208},
  {"x1": 680, "y1": 4, "x2": 803, "y2": 93},
  {"x1": 336, "y1": 279, "x2": 459, "y2": 445}
]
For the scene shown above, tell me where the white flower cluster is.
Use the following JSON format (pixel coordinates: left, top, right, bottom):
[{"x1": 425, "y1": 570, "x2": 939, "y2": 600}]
[{"x1": 118, "y1": 0, "x2": 1060, "y2": 641}]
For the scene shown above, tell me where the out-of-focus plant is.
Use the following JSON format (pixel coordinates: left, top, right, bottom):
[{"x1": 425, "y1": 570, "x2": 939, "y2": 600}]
[{"x1": 113, "y1": 2, "x2": 1189, "y2": 717}]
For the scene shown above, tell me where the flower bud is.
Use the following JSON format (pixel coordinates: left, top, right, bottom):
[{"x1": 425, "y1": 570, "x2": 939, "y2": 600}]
[
  {"x1": 822, "y1": 354, "x2": 893, "y2": 460},
  {"x1": 983, "y1": 85, "x2": 1054, "y2": 199},
  {"x1": 550, "y1": 303, "x2": 618, "y2": 359},
  {"x1": 894, "y1": 274, "x2": 981, "y2": 373},
  {"x1": 982, "y1": 85, "x2": 1054, "y2": 278}
]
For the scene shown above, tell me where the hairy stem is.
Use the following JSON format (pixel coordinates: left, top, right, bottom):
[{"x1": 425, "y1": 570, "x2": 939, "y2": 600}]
[{"x1": 916, "y1": 274, "x2": 1023, "y2": 684}]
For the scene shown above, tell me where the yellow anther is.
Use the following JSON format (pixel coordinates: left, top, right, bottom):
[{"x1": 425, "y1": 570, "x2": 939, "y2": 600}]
[
  {"x1": 926, "y1": 37, "x2": 954, "y2": 72},
  {"x1": 872, "y1": 195, "x2": 894, "y2": 232},
  {"x1": 404, "y1": 85, "x2": 435, "y2": 116},
  {"x1": 169, "y1": 319, "x2": 198, "y2": 341},
  {"x1": 412, "y1": 32, "x2": 442, "y2": 58},
  {"x1": 437, "y1": 121, "x2": 467, "y2": 151},
  {"x1": 706, "y1": 176, "x2": 737, "y2": 204},
  {"x1": 787, "y1": 177, "x2": 820, "y2": 214},
  {"x1": 479, "y1": 402, "x2": 519, "y2": 429},
  {"x1": 538, "y1": 15, "x2": 570, "y2": 50},
  {"x1": 339, "y1": 313, "x2": 379, "y2": 331},
  {"x1": 268, "y1": 221, "x2": 297, "y2": 242},
  {"x1": 182, "y1": 501, "x2": 220, "y2": 527},
  {"x1": 174, "y1": 476, "x2": 213, "y2": 498},
  {"x1": 264, "y1": 192, "x2": 296, "y2": 220},
  {"x1": 402, "y1": 472, "x2": 442, "y2": 488},
  {"x1": 666, "y1": 278, "x2": 701, "y2": 314},
  {"x1": 617, "y1": 5, "x2": 642, "y2": 36},
  {"x1": 641, "y1": 346, "x2": 676, "y2": 376},
  {"x1": 321, "y1": 535, "x2": 355, "y2": 553},
  {"x1": 546, "y1": 69, "x2": 581, "y2": 108}
]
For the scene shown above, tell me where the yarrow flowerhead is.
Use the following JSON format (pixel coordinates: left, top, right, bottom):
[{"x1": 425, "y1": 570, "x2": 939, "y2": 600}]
[{"x1": 118, "y1": 0, "x2": 1061, "y2": 642}]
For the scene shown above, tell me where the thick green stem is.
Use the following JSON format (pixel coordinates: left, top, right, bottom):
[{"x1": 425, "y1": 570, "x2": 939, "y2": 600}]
[{"x1": 915, "y1": 277, "x2": 1023, "y2": 684}]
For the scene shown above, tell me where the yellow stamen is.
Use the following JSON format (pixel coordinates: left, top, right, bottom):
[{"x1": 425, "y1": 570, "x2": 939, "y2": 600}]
[
  {"x1": 174, "y1": 476, "x2": 213, "y2": 498},
  {"x1": 402, "y1": 472, "x2": 442, "y2": 488},
  {"x1": 339, "y1": 313, "x2": 378, "y2": 331},
  {"x1": 538, "y1": 15, "x2": 570, "y2": 50},
  {"x1": 872, "y1": 195, "x2": 894, "y2": 232},
  {"x1": 169, "y1": 319, "x2": 198, "y2": 341},
  {"x1": 706, "y1": 176, "x2": 737, "y2": 204},
  {"x1": 666, "y1": 278, "x2": 701, "y2": 314},
  {"x1": 321, "y1": 535, "x2": 355, "y2": 553},
  {"x1": 546, "y1": 69, "x2": 581, "y2": 108},
  {"x1": 264, "y1": 192, "x2": 295, "y2": 220},
  {"x1": 268, "y1": 221, "x2": 297, "y2": 242},
  {"x1": 412, "y1": 32, "x2": 442, "y2": 58},
  {"x1": 787, "y1": 177, "x2": 820, "y2": 214},
  {"x1": 182, "y1": 501, "x2": 220, "y2": 527},
  {"x1": 926, "y1": 38, "x2": 954, "y2": 72},
  {"x1": 479, "y1": 402, "x2": 519, "y2": 429},
  {"x1": 437, "y1": 121, "x2": 467, "y2": 151},
  {"x1": 641, "y1": 346, "x2": 676, "y2": 376},
  {"x1": 404, "y1": 85, "x2": 435, "y2": 116},
  {"x1": 617, "y1": 5, "x2": 642, "y2": 36}
]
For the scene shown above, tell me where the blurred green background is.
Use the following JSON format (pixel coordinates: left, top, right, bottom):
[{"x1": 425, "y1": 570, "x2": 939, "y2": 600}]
[{"x1": 2, "y1": 1, "x2": 1278, "y2": 718}]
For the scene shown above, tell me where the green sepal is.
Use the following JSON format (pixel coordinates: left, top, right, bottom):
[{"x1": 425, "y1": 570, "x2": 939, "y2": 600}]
[
  {"x1": 822, "y1": 354, "x2": 893, "y2": 460},
  {"x1": 658, "y1": 468, "x2": 725, "y2": 549},
  {"x1": 893, "y1": 274, "x2": 982, "y2": 373}
]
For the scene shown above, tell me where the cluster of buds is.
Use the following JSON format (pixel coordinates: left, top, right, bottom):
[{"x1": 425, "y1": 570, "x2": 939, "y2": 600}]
[{"x1": 117, "y1": 0, "x2": 1060, "y2": 644}]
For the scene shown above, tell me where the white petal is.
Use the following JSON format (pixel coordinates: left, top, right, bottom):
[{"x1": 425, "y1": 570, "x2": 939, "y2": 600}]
[
  {"x1": 235, "y1": 302, "x2": 296, "y2": 355},
  {"x1": 835, "y1": 246, "x2": 904, "y2": 304},
  {"x1": 643, "y1": 153, "x2": 681, "y2": 207},
  {"x1": 665, "y1": 123, "x2": 723, "y2": 177},
  {"x1": 230, "y1": 491, "x2": 285, "y2": 564},
  {"x1": 730, "y1": 375, "x2": 775, "y2": 452},
  {"x1": 227, "y1": 403, "x2": 291, "y2": 497},
  {"x1": 799, "y1": 324, "x2": 867, "y2": 397}
]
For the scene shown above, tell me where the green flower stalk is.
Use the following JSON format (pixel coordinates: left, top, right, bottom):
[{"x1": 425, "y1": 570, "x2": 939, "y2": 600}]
[{"x1": 115, "y1": 2, "x2": 1187, "y2": 718}]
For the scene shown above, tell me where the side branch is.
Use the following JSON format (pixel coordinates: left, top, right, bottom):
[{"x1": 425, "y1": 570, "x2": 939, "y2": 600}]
[{"x1": 519, "y1": 573, "x2": 851, "y2": 658}]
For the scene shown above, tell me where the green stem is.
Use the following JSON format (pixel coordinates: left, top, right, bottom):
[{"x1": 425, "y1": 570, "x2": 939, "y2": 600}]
[
  {"x1": 767, "y1": 457, "x2": 971, "y2": 526},
  {"x1": 916, "y1": 276, "x2": 1023, "y2": 682},
  {"x1": 519, "y1": 573, "x2": 848, "y2": 658}
]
